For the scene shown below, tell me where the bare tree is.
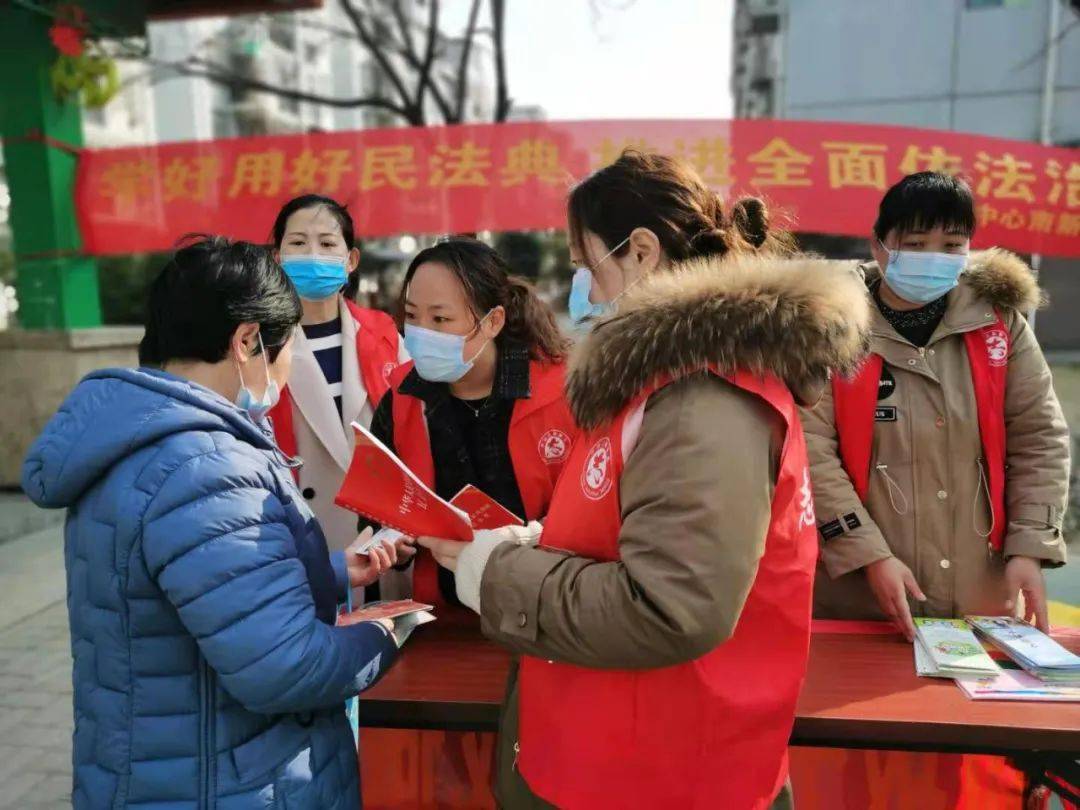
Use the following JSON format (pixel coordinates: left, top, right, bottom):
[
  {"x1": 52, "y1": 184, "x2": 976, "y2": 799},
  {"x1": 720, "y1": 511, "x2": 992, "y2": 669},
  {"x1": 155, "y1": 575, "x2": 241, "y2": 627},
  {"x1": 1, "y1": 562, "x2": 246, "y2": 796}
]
[{"x1": 129, "y1": 0, "x2": 512, "y2": 127}]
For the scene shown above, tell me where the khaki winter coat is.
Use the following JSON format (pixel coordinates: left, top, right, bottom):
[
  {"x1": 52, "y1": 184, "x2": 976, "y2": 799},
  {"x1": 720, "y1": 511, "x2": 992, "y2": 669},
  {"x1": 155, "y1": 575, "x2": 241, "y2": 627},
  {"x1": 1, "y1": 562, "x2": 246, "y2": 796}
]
[
  {"x1": 474, "y1": 254, "x2": 871, "y2": 809},
  {"x1": 803, "y1": 250, "x2": 1069, "y2": 621}
]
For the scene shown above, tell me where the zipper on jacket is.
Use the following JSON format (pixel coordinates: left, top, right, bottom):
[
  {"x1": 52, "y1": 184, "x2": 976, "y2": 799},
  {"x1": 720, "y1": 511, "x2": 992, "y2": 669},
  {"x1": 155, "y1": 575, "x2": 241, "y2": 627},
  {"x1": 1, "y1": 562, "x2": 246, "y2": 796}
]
[
  {"x1": 197, "y1": 657, "x2": 217, "y2": 810},
  {"x1": 513, "y1": 742, "x2": 520, "y2": 772}
]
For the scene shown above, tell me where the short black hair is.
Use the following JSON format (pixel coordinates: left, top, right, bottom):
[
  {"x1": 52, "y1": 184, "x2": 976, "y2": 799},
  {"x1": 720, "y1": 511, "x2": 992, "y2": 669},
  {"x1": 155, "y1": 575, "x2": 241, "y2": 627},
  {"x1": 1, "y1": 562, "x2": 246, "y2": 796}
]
[
  {"x1": 271, "y1": 194, "x2": 356, "y2": 249},
  {"x1": 873, "y1": 171, "x2": 976, "y2": 241},
  {"x1": 138, "y1": 235, "x2": 301, "y2": 367}
]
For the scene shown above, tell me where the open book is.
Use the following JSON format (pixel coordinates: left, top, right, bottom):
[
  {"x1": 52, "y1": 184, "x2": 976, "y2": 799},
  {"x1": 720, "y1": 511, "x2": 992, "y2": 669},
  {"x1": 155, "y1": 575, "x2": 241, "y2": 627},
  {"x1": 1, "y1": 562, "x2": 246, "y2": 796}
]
[{"x1": 334, "y1": 421, "x2": 521, "y2": 541}]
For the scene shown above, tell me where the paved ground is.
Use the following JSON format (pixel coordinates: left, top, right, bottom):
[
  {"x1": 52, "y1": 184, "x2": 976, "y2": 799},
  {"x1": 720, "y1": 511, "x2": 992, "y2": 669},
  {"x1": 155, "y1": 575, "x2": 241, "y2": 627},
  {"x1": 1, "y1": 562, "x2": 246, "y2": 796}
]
[
  {"x1": 0, "y1": 489, "x2": 1076, "y2": 808},
  {"x1": 0, "y1": 515, "x2": 71, "y2": 810}
]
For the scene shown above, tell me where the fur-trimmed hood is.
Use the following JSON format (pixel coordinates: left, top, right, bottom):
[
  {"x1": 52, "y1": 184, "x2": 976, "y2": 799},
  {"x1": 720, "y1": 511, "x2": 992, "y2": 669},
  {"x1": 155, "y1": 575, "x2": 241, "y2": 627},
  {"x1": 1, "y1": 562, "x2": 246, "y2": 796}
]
[
  {"x1": 862, "y1": 248, "x2": 1044, "y2": 311},
  {"x1": 568, "y1": 255, "x2": 872, "y2": 430}
]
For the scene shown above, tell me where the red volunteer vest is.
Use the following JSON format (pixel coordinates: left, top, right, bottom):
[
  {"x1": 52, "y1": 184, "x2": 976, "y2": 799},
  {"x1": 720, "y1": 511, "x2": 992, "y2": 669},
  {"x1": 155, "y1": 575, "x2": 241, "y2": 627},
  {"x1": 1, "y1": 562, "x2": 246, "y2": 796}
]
[
  {"x1": 518, "y1": 368, "x2": 818, "y2": 810},
  {"x1": 832, "y1": 314, "x2": 1009, "y2": 552},
  {"x1": 388, "y1": 358, "x2": 575, "y2": 611},
  {"x1": 269, "y1": 301, "x2": 401, "y2": 478}
]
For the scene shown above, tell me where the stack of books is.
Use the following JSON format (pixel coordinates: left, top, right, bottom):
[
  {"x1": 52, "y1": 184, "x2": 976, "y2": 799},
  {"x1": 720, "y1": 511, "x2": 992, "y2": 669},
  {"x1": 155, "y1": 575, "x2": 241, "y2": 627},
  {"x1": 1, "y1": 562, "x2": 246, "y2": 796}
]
[
  {"x1": 913, "y1": 618, "x2": 999, "y2": 678},
  {"x1": 952, "y1": 664, "x2": 1080, "y2": 702},
  {"x1": 912, "y1": 615, "x2": 1080, "y2": 702},
  {"x1": 967, "y1": 616, "x2": 1080, "y2": 684}
]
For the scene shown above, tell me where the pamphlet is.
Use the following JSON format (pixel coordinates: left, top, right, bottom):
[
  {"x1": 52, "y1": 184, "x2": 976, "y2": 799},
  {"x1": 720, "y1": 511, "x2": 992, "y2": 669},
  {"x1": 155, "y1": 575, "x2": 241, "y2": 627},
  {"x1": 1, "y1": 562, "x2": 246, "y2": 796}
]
[
  {"x1": 913, "y1": 637, "x2": 951, "y2": 679},
  {"x1": 337, "y1": 599, "x2": 434, "y2": 625},
  {"x1": 450, "y1": 485, "x2": 524, "y2": 530},
  {"x1": 337, "y1": 599, "x2": 436, "y2": 649},
  {"x1": 954, "y1": 659, "x2": 1080, "y2": 702},
  {"x1": 352, "y1": 527, "x2": 405, "y2": 557},
  {"x1": 967, "y1": 616, "x2": 1080, "y2": 683},
  {"x1": 335, "y1": 422, "x2": 472, "y2": 541},
  {"x1": 913, "y1": 618, "x2": 999, "y2": 677}
]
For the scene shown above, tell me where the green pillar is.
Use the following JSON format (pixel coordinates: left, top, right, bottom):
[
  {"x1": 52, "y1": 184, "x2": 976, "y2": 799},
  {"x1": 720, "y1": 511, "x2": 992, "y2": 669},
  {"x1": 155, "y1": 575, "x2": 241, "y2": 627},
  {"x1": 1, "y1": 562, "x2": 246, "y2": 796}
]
[{"x1": 0, "y1": 5, "x2": 101, "y2": 329}]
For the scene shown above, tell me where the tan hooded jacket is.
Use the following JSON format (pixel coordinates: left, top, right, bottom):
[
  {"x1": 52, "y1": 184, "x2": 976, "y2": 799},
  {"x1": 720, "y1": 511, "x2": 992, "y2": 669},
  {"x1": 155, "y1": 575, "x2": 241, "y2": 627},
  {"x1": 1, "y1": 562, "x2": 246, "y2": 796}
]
[
  {"x1": 473, "y1": 253, "x2": 870, "y2": 808},
  {"x1": 803, "y1": 249, "x2": 1069, "y2": 621}
]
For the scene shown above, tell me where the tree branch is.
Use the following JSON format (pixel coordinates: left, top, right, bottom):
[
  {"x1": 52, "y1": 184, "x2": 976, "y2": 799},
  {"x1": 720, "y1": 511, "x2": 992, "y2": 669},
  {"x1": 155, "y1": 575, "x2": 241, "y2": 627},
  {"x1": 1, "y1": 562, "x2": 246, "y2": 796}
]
[
  {"x1": 339, "y1": 0, "x2": 417, "y2": 119},
  {"x1": 452, "y1": 0, "x2": 484, "y2": 122},
  {"x1": 388, "y1": 0, "x2": 417, "y2": 60},
  {"x1": 489, "y1": 0, "x2": 511, "y2": 121},
  {"x1": 412, "y1": 0, "x2": 452, "y2": 120},
  {"x1": 143, "y1": 55, "x2": 413, "y2": 117}
]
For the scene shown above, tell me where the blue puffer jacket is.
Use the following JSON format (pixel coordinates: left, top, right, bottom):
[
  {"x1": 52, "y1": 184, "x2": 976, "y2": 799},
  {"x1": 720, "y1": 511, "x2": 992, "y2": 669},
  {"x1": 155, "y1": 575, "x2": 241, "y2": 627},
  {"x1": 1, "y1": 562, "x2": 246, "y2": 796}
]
[{"x1": 22, "y1": 368, "x2": 398, "y2": 810}]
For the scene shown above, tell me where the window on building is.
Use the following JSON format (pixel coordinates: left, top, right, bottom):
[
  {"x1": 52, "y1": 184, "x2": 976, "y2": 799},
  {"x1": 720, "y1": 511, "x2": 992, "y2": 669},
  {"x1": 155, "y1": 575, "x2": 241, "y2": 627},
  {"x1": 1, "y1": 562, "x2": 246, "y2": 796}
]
[
  {"x1": 269, "y1": 16, "x2": 297, "y2": 51},
  {"x1": 749, "y1": 13, "x2": 779, "y2": 34},
  {"x1": 279, "y1": 62, "x2": 300, "y2": 115},
  {"x1": 212, "y1": 108, "x2": 237, "y2": 140}
]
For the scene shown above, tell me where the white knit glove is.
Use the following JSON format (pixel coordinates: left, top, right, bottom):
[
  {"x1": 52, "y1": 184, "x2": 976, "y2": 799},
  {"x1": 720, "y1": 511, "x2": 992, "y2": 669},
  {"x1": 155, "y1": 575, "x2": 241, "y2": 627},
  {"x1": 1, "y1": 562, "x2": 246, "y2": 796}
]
[{"x1": 455, "y1": 521, "x2": 543, "y2": 613}]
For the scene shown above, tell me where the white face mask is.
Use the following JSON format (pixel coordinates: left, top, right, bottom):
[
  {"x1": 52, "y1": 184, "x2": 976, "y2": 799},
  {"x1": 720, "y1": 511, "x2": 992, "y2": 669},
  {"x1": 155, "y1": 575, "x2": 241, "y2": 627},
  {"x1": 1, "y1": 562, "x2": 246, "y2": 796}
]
[{"x1": 235, "y1": 332, "x2": 280, "y2": 421}]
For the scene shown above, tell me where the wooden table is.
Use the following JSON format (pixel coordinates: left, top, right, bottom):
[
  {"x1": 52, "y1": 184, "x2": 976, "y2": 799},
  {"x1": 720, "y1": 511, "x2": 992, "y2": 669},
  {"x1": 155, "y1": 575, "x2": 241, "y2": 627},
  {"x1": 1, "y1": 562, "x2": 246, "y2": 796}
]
[
  {"x1": 359, "y1": 621, "x2": 1080, "y2": 755},
  {"x1": 357, "y1": 621, "x2": 1080, "y2": 808}
]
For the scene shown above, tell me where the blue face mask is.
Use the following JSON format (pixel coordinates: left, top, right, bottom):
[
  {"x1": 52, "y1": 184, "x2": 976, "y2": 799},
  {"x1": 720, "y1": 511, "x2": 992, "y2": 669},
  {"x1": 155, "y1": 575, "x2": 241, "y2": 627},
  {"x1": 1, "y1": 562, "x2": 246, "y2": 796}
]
[
  {"x1": 403, "y1": 314, "x2": 491, "y2": 383},
  {"x1": 567, "y1": 236, "x2": 631, "y2": 325},
  {"x1": 881, "y1": 242, "x2": 967, "y2": 305},
  {"x1": 281, "y1": 254, "x2": 348, "y2": 301},
  {"x1": 568, "y1": 267, "x2": 610, "y2": 324},
  {"x1": 235, "y1": 333, "x2": 281, "y2": 422}
]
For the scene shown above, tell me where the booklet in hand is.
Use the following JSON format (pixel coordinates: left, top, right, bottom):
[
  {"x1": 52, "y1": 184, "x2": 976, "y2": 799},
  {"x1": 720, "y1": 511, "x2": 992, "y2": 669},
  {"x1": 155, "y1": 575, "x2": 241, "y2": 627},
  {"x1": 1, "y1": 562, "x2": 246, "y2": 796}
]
[
  {"x1": 450, "y1": 485, "x2": 524, "y2": 530},
  {"x1": 335, "y1": 422, "x2": 472, "y2": 541},
  {"x1": 338, "y1": 600, "x2": 436, "y2": 648},
  {"x1": 337, "y1": 599, "x2": 434, "y2": 626}
]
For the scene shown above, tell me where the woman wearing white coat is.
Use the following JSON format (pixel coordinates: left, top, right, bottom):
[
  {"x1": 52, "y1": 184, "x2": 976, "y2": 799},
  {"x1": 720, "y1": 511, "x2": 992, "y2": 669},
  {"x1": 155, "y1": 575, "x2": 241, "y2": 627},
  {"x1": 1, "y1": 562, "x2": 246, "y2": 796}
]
[{"x1": 267, "y1": 195, "x2": 412, "y2": 580}]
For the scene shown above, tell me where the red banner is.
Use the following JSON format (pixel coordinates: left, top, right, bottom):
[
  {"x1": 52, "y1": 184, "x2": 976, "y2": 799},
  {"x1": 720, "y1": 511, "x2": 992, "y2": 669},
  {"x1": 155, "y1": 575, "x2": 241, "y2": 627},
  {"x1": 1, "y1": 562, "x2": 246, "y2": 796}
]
[{"x1": 75, "y1": 119, "x2": 1080, "y2": 257}]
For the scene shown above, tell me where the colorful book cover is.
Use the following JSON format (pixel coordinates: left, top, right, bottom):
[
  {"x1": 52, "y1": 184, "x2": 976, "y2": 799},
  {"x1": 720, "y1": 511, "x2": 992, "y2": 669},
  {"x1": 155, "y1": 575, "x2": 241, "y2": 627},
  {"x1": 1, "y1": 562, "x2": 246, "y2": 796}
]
[
  {"x1": 967, "y1": 615, "x2": 1080, "y2": 672},
  {"x1": 914, "y1": 638, "x2": 950, "y2": 679},
  {"x1": 913, "y1": 618, "x2": 999, "y2": 675},
  {"x1": 955, "y1": 658, "x2": 1080, "y2": 702}
]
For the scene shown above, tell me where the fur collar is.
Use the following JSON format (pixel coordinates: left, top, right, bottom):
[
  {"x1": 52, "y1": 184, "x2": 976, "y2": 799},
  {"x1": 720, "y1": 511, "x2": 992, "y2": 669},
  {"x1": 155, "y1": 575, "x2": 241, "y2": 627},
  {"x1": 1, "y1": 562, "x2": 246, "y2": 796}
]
[
  {"x1": 568, "y1": 254, "x2": 871, "y2": 430},
  {"x1": 962, "y1": 249, "x2": 1044, "y2": 311},
  {"x1": 862, "y1": 248, "x2": 1044, "y2": 311}
]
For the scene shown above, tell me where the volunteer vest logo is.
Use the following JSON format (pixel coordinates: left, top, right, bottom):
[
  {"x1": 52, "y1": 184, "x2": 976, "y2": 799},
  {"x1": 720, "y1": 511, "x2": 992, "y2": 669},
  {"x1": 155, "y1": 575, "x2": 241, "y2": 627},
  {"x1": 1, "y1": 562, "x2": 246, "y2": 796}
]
[
  {"x1": 798, "y1": 468, "x2": 816, "y2": 529},
  {"x1": 984, "y1": 329, "x2": 1009, "y2": 367},
  {"x1": 538, "y1": 429, "x2": 570, "y2": 465},
  {"x1": 581, "y1": 437, "x2": 614, "y2": 501},
  {"x1": 382, "y1": 362, "x2": 397, "y2": 383}
]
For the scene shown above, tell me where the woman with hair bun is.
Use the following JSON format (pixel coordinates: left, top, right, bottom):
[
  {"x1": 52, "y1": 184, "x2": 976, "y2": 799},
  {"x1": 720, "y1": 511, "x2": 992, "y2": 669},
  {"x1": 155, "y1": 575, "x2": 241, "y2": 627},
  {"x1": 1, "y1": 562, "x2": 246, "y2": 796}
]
[{"x1": 419, "y1": 150, "x2": 872, "y2": 809}]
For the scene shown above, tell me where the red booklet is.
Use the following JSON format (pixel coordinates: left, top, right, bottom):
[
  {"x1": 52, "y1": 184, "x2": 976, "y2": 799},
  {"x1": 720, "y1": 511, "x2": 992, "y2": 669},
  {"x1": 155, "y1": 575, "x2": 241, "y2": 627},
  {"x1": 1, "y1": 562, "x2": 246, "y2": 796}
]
[
  {"x1": 450, "y1": 485, "x2": 523, "y2": 530},
  {"x1": 335, "y1": 422, "x2": 473, "y2": 541},
  {"x1": 337, "y1": 599, "x2": 434, "y2": 626}
]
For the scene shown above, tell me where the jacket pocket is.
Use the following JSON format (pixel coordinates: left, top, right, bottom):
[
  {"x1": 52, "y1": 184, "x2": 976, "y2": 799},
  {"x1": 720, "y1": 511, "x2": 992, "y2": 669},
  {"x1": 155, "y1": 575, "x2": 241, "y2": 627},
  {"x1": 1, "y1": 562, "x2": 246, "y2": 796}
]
[{"x1": 231, "y1": 719, "x2": 310, "y2": 786}]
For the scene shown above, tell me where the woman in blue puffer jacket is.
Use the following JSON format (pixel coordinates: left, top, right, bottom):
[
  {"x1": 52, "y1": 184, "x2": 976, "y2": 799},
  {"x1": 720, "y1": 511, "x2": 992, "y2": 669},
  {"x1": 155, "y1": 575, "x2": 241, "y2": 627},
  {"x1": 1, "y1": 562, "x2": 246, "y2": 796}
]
[{"x1": 22, "y1": 236, "x2": 404, "y2": 809}]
